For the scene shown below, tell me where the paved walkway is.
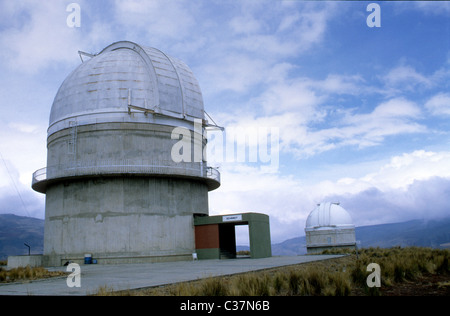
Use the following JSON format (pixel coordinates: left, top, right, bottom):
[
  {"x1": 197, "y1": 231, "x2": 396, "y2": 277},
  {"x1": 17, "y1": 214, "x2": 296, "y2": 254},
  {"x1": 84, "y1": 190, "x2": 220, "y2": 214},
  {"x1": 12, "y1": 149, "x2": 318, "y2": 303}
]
[{"x1": 0, "y1": 255, "x2": 343, "y2": 296}]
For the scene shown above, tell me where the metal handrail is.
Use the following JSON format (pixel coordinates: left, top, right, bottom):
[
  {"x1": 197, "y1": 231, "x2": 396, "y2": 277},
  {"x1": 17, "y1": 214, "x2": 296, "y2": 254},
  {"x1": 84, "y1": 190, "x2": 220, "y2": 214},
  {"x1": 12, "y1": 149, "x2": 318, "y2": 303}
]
[
  {"x1": 32, "y1": 160, "x2": 220, "y2": 186},
  {"x1": 206, "y1": 166, "x2": 220, "y2": 182}
]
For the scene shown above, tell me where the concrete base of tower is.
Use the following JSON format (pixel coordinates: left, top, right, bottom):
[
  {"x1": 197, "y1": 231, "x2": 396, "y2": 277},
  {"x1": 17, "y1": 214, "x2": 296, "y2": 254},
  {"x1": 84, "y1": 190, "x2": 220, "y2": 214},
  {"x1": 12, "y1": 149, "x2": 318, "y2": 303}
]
[
  {"x1": 42, "y1": 253, "x2": 194, "y2": 267},
  {"x1": 7, "y1": 253, "x2": 194, "y2": 268},
  {"x1": 43, "y1": 176, "x2": 208, "y2": 266}
]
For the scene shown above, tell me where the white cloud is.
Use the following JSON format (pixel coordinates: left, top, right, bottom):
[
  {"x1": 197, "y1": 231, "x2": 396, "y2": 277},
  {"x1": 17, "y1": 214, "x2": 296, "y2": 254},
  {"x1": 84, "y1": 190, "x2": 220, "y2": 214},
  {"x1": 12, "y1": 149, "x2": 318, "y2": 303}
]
[
  {"x1": 210, "y1": 150, "x2": 450, "y2": 241},
  {"x1": 0, "y1": 0, "x2": 115, "y2": 74},
  {"x1": 0, "y1": 152, "x2": 45, "y2": 219},
  {"x1": 294, "y1": 8, "x2": 328, "y2": 51},
  {"x1": 113, "y1": 0, "x2": 196, "y2": 40},
  {"x1": 200, "y1": 54, "x2": 278, "y2": 93},
  {"x1": 286, "y1": 97, "x2": 425, "y2": 157},
  {"x1": 369, "y1": 150, "x2": 450, "y2": 189},
  {"x1": 278, "y1": 12, "x2": 301, "y2": 32},
  {"x1": 322, "y1": 150, "x2": 450, "y2": 225},
  {"x1": 191, "y1": 1, "x2": 340, "y2": 98},
  {"x1": 369, "y1": 97, "x2": 422, "y2": 119},
  {"x1": 229, "y1": 15, "x2": 262, "y2": 35},
  {"x1": 382, "y1": 65, "x2": 432, "y2": 94},
  {"x1": 257, "y1": 79, "x2": 323, "y2": 116},
  {"x1": 327, "y1": 98, "x2": 424, "y2": 149},
  {"x1": 0, "y1": 123, "x2": 47, "y2": 187},
  {"x1": 212, "y1": 67, "x2": 426, "y2": 158},
  {"x1": 8, "y1": 122, "x2": 40, "y2": 134},
  {"x1": 228, "y1": 2, "x2": 334, "y2": 59},
  {"x1": 209, "y1": 165, "x2": 310, "y2": 242},
  {"x1": 308, "y1": 74, "x2": 366, "y2": 95},
  {"x1": 425, "y1": 92, "x2": 450, "y2": 116},
  {"x1": 0, "y1": 1, "x2": 80, "y2": 74},
  {"x1": 331, "y1": 177, "x2": 450, "y2": 227},
  {"x1": 412, "y1": 2, "x2": 450, "y2": 15}
]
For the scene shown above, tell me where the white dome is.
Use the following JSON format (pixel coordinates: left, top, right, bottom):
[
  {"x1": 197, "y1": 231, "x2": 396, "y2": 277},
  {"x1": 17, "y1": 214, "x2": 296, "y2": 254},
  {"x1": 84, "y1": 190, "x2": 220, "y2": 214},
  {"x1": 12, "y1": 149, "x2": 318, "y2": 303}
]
[
  {"x1": 305, "y1": 202, "x2": 354, "y2": 229},
  {"x1": 48, "y1": 41, "x2": 204, "y2": 136}
]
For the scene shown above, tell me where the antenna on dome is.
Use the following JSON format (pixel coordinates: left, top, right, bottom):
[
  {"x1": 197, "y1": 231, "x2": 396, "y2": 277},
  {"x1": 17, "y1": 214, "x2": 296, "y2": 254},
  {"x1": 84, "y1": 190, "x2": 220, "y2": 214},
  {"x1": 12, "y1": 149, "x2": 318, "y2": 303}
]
[
  {"x1": 204, "y1": 110, "x2": 224, "y2": 131},
  {"x1": 78, "y1": 51, "x2": 96, "y2": 62}
]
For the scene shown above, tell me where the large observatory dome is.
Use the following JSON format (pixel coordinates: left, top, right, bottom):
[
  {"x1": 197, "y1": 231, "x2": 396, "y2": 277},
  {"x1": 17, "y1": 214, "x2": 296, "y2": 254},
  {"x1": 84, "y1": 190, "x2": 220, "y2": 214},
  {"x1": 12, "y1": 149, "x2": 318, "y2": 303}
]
[
  {"x1": 33, "y1": 40, "x2": 220, "y2": 194},
  {"x1": 305, "y1": 202, "x2": 354, "y2": 229},
  {"x1": 49, "y1": 41, "x2": 204, "y2": 136},
  {"x1": 32, "y1": 41, "x2": 221, "y2": 266}
]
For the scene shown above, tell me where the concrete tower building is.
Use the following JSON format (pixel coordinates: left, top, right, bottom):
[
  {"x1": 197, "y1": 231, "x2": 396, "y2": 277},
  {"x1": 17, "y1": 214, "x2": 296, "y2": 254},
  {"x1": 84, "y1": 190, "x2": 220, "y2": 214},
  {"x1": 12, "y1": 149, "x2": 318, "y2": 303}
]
[
  {"x1": 305, "y1": 202, "x2": 356, "y2": 254},
  {"x1": 31, "y1": 41, "x2": 220, "y2": 266}
]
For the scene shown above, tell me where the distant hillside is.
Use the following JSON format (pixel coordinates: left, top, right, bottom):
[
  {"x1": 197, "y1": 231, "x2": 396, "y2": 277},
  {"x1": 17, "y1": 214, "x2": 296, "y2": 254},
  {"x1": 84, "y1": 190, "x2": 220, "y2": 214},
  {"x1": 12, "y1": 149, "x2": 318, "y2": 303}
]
[
  {"x1": 271, "y1": 217, "x2": 450, "y2": 256},
  {"x1": 1, "y1": 214, "x2": 449, "y2": 260},
  {"x1": 356, "y1": 217, "x2": 450, "y2": 249},
  {"x1": 0, "y1": 214, "x2": 44, "y2": 260}
]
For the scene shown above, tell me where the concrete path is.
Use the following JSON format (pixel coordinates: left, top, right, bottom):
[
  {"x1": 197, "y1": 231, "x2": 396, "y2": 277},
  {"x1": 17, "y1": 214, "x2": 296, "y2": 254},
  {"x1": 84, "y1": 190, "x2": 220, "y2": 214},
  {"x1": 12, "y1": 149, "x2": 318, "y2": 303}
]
[{"x1": 0, "y1": 255, "x2": 343, "y2": 296}]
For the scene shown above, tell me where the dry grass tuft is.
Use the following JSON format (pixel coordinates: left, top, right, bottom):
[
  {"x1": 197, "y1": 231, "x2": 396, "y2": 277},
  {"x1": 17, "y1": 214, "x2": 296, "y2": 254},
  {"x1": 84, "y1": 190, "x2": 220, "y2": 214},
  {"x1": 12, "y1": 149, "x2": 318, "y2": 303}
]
[{"x1": 0, "y1": 265, "x2": 67, "y2": 283}]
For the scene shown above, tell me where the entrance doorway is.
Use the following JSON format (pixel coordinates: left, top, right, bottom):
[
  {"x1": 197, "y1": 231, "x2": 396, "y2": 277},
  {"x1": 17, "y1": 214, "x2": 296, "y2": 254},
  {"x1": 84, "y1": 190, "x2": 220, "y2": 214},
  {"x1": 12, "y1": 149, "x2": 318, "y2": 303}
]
[
  {"x1": 194, "y1": 213, "x2": 271, "y2": 260},
  {"x1": 235, "y1": 224, "x2": 250, "y2": 257}
]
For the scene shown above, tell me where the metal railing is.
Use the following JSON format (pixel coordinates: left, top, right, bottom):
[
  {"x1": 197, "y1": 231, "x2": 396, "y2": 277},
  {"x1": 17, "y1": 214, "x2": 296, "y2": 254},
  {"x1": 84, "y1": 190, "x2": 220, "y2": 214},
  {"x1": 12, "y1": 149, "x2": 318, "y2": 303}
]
[
  {"x1": 206, "y1": 166, "x2": 220, "y2": 183},
  {"x1": 32, "y1": 159, "x2": 220, "y2": 187}
]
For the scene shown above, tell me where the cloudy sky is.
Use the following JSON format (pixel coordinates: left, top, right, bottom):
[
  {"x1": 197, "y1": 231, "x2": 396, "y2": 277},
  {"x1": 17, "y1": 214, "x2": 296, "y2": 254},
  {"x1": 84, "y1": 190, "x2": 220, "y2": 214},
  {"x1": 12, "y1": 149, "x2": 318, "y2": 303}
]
[{"x1": 0, "y1": 1, "x2": 449, "y2": 244}]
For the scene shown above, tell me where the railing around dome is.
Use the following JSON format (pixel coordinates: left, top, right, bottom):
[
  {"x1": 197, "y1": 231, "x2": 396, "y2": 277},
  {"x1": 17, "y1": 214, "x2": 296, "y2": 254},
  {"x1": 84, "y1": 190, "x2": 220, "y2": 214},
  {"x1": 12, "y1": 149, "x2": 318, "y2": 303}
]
[
  {"x1": 32, "y1": 159, "x2": 220, "y2": 192},
  {"x1": 32, "y1": 167, "x2": 47, "y2": 183},
  {"x1": 205, "y1": 166, "x2": 220, "y2": 183}
]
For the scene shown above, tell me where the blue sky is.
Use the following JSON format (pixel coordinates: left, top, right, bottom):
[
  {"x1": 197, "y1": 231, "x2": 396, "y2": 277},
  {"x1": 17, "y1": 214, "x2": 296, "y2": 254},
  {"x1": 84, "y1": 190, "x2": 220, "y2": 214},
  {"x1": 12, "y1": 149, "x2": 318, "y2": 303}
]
[{"x1": 0, "y1": 1, "x2": 449, "y2": 243}]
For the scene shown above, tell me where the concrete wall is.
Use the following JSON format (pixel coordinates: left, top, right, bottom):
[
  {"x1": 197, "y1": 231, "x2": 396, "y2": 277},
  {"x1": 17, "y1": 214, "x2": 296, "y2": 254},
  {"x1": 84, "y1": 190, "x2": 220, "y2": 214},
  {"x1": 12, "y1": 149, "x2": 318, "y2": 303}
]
[
  {"x1": 42, "y1": 121, "x2": 210, "y2": 266},
  {"x1": 44, "y1": 177, "x2": 208, "y2": 265},
  {"x1": 248, "y1": 214, "x2": 272, "y2": 259},
  {"x1": 194, "y1": 213, "x2": 271, "y2": 260},
  {"x1": 194, "y1": 224, "x2": 220, "y2": 260},
  {"x1": 195, "y1": 224, "x2": 219, "y2": 249},
  {"x1": 46, "y1": 122, "x2": 205, "y2": 176},
  {"x1": 305, "y1": 227, "x2": 356, "y2": 254},
  {"x1": 7, "y1": 255, "x2": 43, "y2": 269}
]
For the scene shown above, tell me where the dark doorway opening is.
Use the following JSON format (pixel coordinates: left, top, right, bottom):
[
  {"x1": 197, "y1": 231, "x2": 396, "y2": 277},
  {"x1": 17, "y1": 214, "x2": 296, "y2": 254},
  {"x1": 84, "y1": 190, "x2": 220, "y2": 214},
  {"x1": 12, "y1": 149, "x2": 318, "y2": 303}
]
[{"x1": 194, "y1": 213, "x2": 271, "y2": 260}]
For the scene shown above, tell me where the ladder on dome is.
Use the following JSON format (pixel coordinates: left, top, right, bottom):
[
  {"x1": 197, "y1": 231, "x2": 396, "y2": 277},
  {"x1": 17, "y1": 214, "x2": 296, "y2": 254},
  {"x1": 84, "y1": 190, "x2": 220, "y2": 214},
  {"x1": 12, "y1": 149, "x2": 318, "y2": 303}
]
[{"x1": 68, "y1": 120, "x2": 78, "y2": 155}]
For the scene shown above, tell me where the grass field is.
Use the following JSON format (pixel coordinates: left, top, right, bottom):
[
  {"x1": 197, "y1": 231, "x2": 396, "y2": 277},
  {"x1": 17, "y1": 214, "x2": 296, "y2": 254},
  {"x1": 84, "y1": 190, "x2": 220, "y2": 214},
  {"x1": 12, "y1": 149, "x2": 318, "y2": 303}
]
[
  {"x1": 95, "y1": 247, "x2": 450, "y2": 296},
  {"x1": 1, "y1": 247, "x2": 449, "y2": 295},
  {"x1": 0, "y1": 265, "x2": 66, "y2": 283}
]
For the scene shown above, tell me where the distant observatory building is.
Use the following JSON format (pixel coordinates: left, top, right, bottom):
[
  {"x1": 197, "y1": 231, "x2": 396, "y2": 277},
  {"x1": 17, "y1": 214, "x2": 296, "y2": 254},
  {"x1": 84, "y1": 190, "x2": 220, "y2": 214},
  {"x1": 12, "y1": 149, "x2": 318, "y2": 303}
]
[
  {"x1": 305, "y1": 202, "x2": 356, "y2": 254},
  {"x1": 31, "y1": 41, "x2": 222, "y2": 266}
]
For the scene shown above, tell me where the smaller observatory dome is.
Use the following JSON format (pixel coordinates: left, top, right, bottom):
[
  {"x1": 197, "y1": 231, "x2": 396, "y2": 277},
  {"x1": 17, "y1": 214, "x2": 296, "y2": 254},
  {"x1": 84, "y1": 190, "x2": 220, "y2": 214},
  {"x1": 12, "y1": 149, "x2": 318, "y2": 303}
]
[
  {"x1": 305, "y1": 202, "x2": 354, "y2": 230},
  {"x1": 305, "y1": 202, "x2": 356, "y2": 254}
]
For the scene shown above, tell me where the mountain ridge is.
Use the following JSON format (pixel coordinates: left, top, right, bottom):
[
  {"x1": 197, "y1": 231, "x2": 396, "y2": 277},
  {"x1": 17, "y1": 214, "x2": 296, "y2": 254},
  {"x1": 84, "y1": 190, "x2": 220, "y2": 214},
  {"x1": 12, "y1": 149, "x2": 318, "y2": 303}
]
[
  {"x1": 1, "y1": 214, "x2": 449, "y2": 260},
  {"x1": 0, "y1": 213, "x2": 44, "y2": 260},
  {"x1": 270, "y1": 217, "x2": 450, "y2": 256}
]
